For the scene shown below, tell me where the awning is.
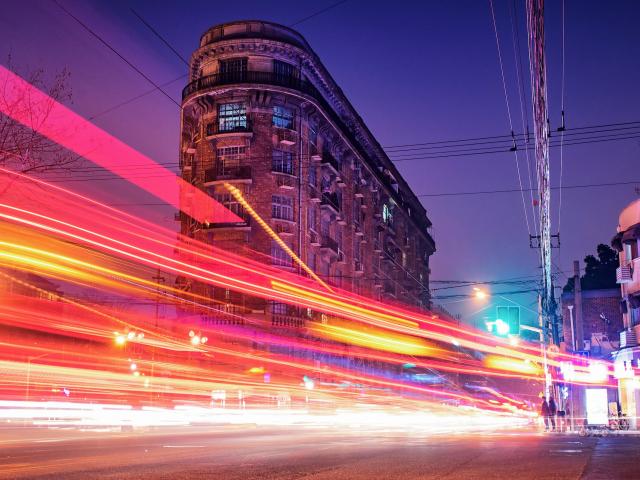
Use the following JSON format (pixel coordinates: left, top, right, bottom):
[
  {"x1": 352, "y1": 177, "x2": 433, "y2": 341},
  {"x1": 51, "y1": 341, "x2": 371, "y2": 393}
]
[
  {"x1": 629, "y1": 294, "x2": 640, "y2": 310},
  {"x1": 622, "y1": 223, "x2": 640, "y2": 243},
  {"x1": 612, "y1": 232, "x2": 624, "y2": 251}
]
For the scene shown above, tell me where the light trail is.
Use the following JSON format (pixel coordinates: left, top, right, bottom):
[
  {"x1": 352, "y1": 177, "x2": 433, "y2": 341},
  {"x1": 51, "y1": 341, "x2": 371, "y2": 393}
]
[
  {"x1": 0, "y1": 64, "x2": 620, "y2": 432},
  {"x1": 0, "y1": 65, "x2": 239, "y2": 225}
]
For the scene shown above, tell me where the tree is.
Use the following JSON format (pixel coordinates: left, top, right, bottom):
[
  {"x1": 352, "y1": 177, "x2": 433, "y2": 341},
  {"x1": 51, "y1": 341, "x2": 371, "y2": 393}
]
[
  {"x1": 0, "y1": 56, "x2": 77, "y2": 174},
  {"x1": 563, "y1": 244, "x2": 618, "y2": 293}
]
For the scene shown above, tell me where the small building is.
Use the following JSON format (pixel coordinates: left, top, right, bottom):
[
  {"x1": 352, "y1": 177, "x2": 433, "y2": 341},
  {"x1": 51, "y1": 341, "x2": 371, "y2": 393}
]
[
  {"x1": 611, "y1": 198, "x2": 640, "y2": 428},
  {"x1": 560, "y1": 289, "x2": 622, "y2": 358}
]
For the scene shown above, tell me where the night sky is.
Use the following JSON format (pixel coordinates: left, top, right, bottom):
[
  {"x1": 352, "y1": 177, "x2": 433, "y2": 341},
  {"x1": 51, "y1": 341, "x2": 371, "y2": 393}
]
[{"x1": 2, "y1": 0, "x2": 639, "y2": 326}]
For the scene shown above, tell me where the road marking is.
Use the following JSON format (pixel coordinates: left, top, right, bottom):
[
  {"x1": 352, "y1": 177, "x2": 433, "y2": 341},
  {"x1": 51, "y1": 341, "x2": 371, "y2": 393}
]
[
  {"x1": 550, "y1": 449, "x2": 583, "y2": 453},
  {"x1": 162, "y1": 445, "x2": 207, "y2": 448}
]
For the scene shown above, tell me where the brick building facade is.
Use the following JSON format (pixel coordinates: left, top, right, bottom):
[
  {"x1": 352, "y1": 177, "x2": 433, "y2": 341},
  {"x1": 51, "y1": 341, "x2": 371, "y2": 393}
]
[
  {"x1": 561, "y1": 289, "x2": 622, "y2": 358},
  {"x1": 178, "y1": 21, "x2": 435, "y2": 326}
]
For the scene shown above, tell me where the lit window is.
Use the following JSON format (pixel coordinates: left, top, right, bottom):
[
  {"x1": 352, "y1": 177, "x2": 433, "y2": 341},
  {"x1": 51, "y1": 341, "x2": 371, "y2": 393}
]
[
  {"x1": 272, "y1": 195, "x2": 293, "y2": 221},
  {"x1": 273, "y1": 106, "x2": 295, "y2": 129},
  {"x1": 272, "y1": 150, "x2": 294, "y2": 175},
  {"x1": 217, "y1": 103, "x2": 247, "y2": 133},
  {"x1": 382, "y1": 203, "x2": 394, "y2": 226}
]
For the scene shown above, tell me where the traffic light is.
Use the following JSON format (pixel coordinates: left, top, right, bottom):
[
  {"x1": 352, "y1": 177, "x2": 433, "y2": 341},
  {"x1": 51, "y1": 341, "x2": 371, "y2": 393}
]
[{"x1": 496, "y1": 306, "x2": 520, "y2": 335}]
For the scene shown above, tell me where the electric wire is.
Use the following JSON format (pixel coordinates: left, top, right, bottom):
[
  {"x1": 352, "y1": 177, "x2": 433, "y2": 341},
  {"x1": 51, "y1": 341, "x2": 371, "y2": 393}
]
[
  {"x1": 52, "y1": 0, "x2": 180, "y2": 107},
  {"x1": 510, "y1": 0, "x2": 538, "y2": 236}
]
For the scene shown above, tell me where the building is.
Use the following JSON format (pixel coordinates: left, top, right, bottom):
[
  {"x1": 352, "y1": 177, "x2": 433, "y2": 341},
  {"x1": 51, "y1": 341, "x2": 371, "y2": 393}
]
[
  {"x1": 611, "y1": 198, "x2": 640, "y2": 427},
  {"x1": 178, "y1": 21, "x2": 435, "y2": 327},
  {"x1": 560, "y1": 288, "x2": 622, "y2": 358}
]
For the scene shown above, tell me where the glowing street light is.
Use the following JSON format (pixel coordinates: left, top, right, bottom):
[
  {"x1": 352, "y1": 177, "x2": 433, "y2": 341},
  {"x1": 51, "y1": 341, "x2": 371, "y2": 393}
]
[
  {"x1": 189, "y1": 330, "x2": 208, "y2": 345},
  {"x1": 114, "y1": 333, "x2": 126, "y2": 346},
  {"x1": 473, "y1": 287, "x2": 487, "y2": 300}
]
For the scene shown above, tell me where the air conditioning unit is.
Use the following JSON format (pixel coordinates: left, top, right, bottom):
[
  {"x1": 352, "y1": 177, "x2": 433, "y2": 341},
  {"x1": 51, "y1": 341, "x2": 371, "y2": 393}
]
[
  {"x1": 617, "y1": 264, "x2": 633, "y2": 284},
  {"x1": 620, "y1": 329, "x2": 638, "y2": 348}
]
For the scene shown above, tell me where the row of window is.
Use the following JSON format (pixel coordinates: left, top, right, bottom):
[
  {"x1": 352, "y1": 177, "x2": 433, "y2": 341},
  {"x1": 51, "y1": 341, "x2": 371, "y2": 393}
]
[
  {"x1": 212, "y1": 60, "x2": 421, "y2": 231},
  {"x1": 215, "y1": 103, "x2": 295, "y2": 133}
]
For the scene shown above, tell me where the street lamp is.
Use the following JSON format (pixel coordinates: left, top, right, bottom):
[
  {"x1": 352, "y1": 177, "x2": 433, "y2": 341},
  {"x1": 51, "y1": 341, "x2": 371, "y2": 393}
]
[
  {"x1": 473, "y1": 287, "x2": 487, "y2": 300},
  {"x1": 189, "y1": 330, "x2": 208, "y2": 346}
]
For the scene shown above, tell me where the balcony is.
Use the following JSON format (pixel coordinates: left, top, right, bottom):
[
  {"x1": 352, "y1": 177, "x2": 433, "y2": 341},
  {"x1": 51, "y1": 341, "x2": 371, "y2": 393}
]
[
  {"x1": 272, "y1": 314, "x2": 305, "y2": 328},
  {"x1": 320, "y1": 192, "x2": 340, "y2": 214},
  {"x1": 183, "y1": 71, "x2": 313, "y2": 99},
  {"x1": 308, "y1": 185, "x2": 321, "y2": 203},
  {"x1": 204, "y1": 165, "x2": 252, "y2": 185},
  {"x1": 201, "y1": 213, "x2": 251, "y2": 232},
  {"x1": 275, "y1": 128, "x2": 297, "y2": 146},
  {"x1": 274, "y1": 222, "x2": 294, "y2": 237},
  {"x1": 310, "y1": 144, "x2": 322, "y2": 162},
  {"x1": 617, "y1": 264, "x2": 634, "y2": 284},
  {"x1": 276, "y1": 175, "x2": 296, "y2": 190},
  {"x1": 320, "y1": 235, "x2": 339, "y2": 258},
  {"x1": 321, "y1": 152, "x2": 341, "y2": 175},
  {"x1": 309, "y1": 230, "x2": 321, "y2": 246},
  {"x1": 206, "y1": 120, "x2": 253, "y2": 138}
]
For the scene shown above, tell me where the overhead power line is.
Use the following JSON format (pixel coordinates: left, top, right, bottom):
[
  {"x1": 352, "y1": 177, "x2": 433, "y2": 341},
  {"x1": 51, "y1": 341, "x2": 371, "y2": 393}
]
[
  {"x1": 383, "y1": 120, "x2": 640, "y2": 151},
  {"x1": 289, "y1": 0, "x2": 349, "y2": 27},
  {"x1": 130, "y1": 9, "x2": 190, "y2": 66},
  {"x1": 489, "y1": 0, "x2": 532, "y2": 236},
  {"x1": 52, "y1": 0, "x2": 180, "y2": 107},
  {"x1": 417, "y1": 179, "x2": 640, "y2": 198}
]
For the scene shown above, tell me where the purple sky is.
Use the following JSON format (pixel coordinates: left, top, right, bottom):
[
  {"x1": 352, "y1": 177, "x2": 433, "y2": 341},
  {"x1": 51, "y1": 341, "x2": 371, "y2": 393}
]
[{"x1": 2, "y1": 0, "x2": 639, "y2": 326}]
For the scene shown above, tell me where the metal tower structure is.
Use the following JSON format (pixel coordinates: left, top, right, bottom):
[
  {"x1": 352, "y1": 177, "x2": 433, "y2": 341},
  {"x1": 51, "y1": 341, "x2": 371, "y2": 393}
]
[{"x1": 527, "y1": 0, "x2": 554, "y2": 341}]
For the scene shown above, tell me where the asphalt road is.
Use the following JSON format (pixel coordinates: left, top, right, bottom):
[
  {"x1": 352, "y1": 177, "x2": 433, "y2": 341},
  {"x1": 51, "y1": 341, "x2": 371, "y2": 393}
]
[{"x1": 1, "y1": 426, "x2": 638, "y2": 479}]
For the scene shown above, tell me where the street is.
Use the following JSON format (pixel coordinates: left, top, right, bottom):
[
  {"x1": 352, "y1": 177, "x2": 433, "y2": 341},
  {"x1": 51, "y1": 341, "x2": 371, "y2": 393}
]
[{"x1": 1, "y1": 426, "x2": 638, "y2": 479}]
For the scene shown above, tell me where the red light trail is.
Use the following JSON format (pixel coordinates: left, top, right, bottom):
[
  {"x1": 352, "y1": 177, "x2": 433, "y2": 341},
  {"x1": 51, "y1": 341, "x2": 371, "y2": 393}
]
[{"x1": 0, "y1": 64, "x2": 621, "y2": 432}]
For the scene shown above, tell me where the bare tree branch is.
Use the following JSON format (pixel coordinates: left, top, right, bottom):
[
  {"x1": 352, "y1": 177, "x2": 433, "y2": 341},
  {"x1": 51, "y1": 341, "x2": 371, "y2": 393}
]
[{"x1": 0, "y1": 56, "x2": 77, "y2": 175}]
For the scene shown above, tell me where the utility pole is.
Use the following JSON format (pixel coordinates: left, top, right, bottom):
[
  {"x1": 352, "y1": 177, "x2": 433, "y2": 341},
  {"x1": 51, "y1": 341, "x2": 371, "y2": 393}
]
[{"x1": 527, "y1": 0, "x2": 554, "y2": 397}]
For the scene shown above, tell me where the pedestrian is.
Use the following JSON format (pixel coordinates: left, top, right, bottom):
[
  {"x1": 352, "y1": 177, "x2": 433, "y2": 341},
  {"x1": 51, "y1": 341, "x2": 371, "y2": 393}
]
[
  {"x1": 540, "y1": 397, "x2": 550, "y2": 431},
  {"x1": 548, "y1": 396, "x2": 557, "y2": 431}
]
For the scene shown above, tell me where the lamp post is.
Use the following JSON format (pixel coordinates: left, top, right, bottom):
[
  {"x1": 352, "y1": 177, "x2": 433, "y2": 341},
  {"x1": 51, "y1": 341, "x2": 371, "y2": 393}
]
[{"x1": 568, "y1": 305, "x2": 576, "y2": 351}]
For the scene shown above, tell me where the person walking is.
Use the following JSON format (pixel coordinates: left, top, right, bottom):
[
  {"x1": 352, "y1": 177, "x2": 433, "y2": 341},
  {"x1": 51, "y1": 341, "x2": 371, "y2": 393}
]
[
  {"x1": 548, "y1": 396, "x2": 557, "y2": 431},
  {"x1": 541, "y1": 397, "x2": 550, "y2": 431}
]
